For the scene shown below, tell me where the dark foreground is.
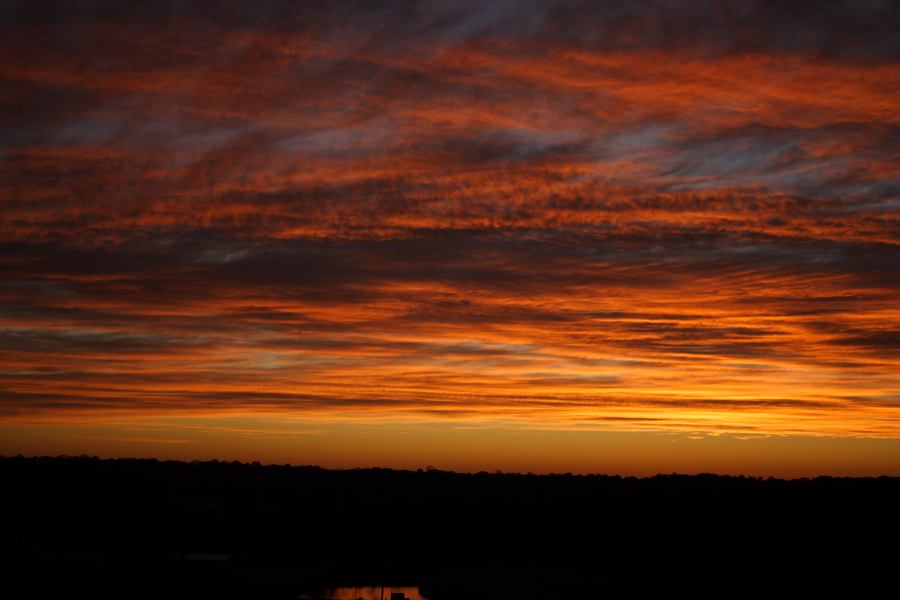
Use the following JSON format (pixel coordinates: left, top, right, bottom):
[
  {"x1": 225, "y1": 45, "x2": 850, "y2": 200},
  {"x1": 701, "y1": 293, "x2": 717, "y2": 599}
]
[{"x1": 3, "y1": 456, "x2": 899, "y2": 598}]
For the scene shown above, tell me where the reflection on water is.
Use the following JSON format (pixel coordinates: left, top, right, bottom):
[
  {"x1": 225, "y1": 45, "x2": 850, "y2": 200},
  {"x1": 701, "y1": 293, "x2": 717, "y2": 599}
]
[{"x1": 300, "y1": 586, "x2": 427, "y2": 600}]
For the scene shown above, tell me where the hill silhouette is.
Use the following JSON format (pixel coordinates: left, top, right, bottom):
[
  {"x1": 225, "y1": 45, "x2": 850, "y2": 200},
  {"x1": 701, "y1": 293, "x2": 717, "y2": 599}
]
[{"x1": 3, "y1": 455, "x2": 898, "y2": 598}]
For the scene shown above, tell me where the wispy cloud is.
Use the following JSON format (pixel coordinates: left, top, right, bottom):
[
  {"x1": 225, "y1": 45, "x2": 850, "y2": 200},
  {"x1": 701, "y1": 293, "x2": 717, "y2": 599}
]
[{"x1": 1, "y1": 1, "x2": 898, "y2": 440}]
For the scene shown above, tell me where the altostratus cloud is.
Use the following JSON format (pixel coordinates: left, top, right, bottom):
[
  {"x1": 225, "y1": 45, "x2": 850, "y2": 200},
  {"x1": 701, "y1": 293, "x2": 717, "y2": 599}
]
[{"x1": 0, "y1": 1, "x2": 898, "y2": 437}]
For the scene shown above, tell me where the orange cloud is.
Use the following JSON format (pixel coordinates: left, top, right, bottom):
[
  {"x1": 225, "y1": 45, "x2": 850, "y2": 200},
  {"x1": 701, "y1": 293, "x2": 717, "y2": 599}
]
[{"x1": 1, "y1": 1, "x2": 898, "y2": 470}]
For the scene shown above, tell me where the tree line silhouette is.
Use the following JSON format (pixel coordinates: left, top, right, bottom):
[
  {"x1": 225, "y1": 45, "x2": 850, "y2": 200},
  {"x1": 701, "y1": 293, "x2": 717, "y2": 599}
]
[{"x1": 3, "y1": 455, "x2": 898, "y2": 598}]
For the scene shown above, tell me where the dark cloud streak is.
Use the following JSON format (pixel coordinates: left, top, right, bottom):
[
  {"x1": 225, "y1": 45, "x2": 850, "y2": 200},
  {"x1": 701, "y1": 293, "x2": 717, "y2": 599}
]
[{"x1": 0, "y1": 1, "x2": 898, "y2": 438}]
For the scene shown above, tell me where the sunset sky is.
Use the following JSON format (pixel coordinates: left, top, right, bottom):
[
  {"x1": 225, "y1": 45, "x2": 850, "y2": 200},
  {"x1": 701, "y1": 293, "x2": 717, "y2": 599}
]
[{"x1": 2, "y1": 1, "x2": 899, "y2": 476}]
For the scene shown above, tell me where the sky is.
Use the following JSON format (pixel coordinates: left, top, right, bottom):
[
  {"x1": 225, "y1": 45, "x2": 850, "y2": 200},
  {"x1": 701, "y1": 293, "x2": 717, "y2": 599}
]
[{"x1": 1, "y1": 0, "x2": 899, "y2": 476}]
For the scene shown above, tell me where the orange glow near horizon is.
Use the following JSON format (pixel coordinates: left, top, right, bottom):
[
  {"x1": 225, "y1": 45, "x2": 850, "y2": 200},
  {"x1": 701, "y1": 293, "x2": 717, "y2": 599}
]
[{"x1": 1, "y1": 2, "x2": 899, "y2": 475}]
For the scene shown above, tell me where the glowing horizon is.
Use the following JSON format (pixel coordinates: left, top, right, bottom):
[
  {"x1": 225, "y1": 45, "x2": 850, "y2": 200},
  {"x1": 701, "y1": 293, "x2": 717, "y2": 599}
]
[{"x1": 1, "y1": 1, "x2": 899, "y2": 475}]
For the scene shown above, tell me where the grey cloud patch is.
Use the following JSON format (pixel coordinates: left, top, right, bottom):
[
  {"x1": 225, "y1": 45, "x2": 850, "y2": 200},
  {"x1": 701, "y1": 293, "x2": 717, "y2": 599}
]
[
  {"x1": 8, "y1": 1, "x2": 897, "y2": 58},
  {"x1": 0, "y1": 328, "x2": 200, "y2": 354}
]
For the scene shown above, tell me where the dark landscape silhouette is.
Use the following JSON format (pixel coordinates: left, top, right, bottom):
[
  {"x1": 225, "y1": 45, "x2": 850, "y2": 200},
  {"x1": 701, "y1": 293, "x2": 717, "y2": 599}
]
[
  {"x1": 3, "y1": 455, "x2": 899, "y2": 598},
  {"x1": 3, "y1": 2, "x2": 900, "y2": 597}
]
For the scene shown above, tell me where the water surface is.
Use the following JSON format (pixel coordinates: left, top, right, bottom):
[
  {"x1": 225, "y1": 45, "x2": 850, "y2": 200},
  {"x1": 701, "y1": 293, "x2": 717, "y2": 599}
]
[{"x1": 300, "y1": 586, "x2": 427, "y2": 600}]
